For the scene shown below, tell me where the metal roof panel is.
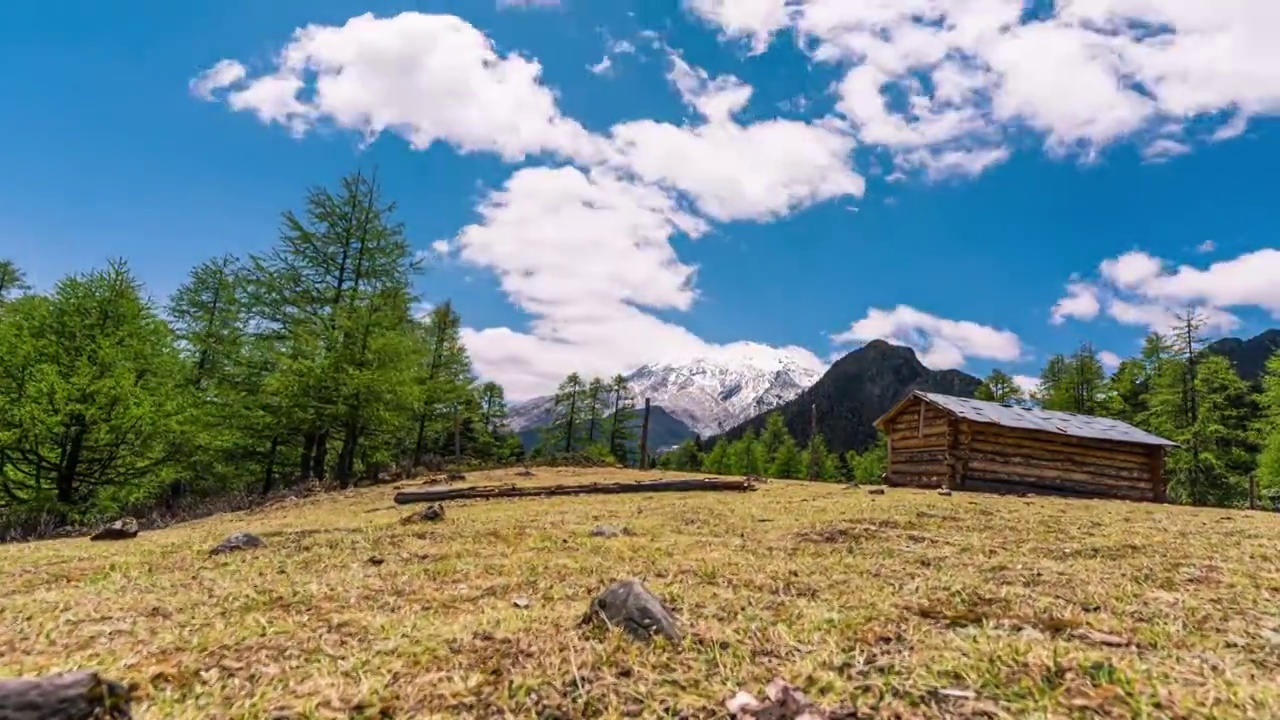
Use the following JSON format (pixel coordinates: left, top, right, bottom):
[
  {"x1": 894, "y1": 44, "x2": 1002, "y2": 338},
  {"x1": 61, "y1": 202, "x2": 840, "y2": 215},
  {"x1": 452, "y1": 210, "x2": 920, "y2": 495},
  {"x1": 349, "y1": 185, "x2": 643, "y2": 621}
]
[{"x1": 915, "y1": 392, "x2": 1179, "y2": 447}]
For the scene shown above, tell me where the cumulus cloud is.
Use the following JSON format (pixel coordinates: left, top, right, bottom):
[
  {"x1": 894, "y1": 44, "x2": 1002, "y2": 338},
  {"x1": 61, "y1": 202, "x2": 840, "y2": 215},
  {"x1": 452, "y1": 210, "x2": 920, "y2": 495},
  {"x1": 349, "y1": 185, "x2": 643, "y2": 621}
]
[
  {"x1": 1050, "y1": 282, "x2": 1101, "y2": 325},
  {"x1": 687, "y1": 0, "x2": 1280, "y2": 174},
  {"x1": 1098, "y1": 350, "x2": 1122, "y2": 372},
  {"x1": 455, "y1": 165, "x2": 826, "y2": 398},
  {"x1": 1051, "y1": 248, "x2": 1280, "y2": 335},
  {"x1": 831, "y1": 305, "x2": 1023, "y2": 370}
]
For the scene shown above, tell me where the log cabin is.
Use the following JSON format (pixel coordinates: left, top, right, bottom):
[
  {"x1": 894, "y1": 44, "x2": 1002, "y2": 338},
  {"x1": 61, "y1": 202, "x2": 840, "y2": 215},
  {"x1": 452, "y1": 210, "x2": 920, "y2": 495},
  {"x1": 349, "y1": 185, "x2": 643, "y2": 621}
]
[{"x1": 873, "y1": 391, "x2": 1178, "y2": 501}]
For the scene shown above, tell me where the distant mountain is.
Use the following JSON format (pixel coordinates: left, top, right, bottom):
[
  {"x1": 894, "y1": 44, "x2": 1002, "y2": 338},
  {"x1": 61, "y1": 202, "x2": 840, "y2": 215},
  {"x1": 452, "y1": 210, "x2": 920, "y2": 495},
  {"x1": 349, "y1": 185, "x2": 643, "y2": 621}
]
[
  {"x1": 1206, "y1": 329, "x2": 1280, "y2": 382},
  {"x1": 506, "y1": 355, "x2": 822, "y2": 438},
  {"x1": 515, "y1": 404, "x2": 696, "y2": 453},
  {"x1": 711, "y1": 340, "x2": 982, "y2": 454}
]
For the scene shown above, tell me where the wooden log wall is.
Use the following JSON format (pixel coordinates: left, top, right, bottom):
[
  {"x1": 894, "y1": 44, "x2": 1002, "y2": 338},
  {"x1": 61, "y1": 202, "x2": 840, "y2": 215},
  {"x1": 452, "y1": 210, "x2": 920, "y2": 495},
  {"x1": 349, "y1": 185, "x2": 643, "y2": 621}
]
[
  {"x1": 884, "y1": 398, "x2": 952, "y2": 489},
  {"x1": 956, "y1": 421, "x2": 1160, "y2": 501}
]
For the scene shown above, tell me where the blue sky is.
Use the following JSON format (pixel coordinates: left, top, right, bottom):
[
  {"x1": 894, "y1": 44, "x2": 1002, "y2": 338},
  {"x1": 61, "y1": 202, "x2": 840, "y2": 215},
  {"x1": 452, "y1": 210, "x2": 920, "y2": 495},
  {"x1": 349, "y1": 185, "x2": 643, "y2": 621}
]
[{"x1": 2, "y1": 0, "x2": 1278, "y2": 399}]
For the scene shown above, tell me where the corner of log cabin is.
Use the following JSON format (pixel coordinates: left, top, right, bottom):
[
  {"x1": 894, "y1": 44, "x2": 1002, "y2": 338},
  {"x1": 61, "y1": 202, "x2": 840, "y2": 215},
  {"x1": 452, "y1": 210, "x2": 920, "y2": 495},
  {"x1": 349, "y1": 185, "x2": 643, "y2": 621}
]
[{"x1": 884, "y1": 395, "x2": 951, "y2": 489}]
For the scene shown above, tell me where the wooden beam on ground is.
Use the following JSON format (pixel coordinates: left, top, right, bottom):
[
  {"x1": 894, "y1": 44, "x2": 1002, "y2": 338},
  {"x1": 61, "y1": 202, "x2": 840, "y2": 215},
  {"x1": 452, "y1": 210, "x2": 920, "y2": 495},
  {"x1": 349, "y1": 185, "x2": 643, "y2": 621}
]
[{"x1": 393, "y1": 477, "x2": 757, "y2": 504}]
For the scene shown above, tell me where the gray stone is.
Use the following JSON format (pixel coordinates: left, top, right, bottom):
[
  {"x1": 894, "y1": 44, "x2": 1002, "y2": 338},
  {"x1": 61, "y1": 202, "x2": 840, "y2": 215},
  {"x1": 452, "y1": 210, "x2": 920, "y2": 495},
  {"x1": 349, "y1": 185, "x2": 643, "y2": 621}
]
[
  {"x1": 867, "y1": 487, "x2": 886, "y2": 495},
  {"x1": 89, "y1": 517, "x2": 139, "y2": 542},
  {"x1": 0, "y1": 670, "x2": 132, "y2": 720},
  {"x1": 210, "y1": 532, "x2": 265, "y2": 556},
  {"x1": 418, "y1": 503, "x2": 446, "y2": 522},
  {"x1": 937, "y1": 488, "x2": 953, "y2": 496},
  {"x1": 584, "y1": 579, "x2": 680, "y2": 642}
]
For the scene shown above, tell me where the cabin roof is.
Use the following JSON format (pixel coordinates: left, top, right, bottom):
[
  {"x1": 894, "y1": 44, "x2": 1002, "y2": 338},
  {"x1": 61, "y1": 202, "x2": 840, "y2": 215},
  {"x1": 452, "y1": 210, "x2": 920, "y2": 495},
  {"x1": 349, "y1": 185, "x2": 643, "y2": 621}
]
[{"x1": 875, "y1": 391, "x2": 1179, "y2": 448}]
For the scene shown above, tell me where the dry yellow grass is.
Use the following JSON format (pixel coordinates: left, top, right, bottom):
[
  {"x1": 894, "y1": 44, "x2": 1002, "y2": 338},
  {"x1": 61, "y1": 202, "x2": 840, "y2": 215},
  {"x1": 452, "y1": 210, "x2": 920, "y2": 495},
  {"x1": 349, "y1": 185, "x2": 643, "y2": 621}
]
[{"x1": 4, "y1": 467, "x2": 1280, "y2": 719}]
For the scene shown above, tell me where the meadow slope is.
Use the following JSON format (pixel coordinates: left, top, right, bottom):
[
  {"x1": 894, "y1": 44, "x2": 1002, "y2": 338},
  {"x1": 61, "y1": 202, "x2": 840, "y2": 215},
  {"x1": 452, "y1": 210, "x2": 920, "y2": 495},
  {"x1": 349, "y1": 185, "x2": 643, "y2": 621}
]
[{"x1": 4, "y1": 468, "x2": 1280, "y2": 719}]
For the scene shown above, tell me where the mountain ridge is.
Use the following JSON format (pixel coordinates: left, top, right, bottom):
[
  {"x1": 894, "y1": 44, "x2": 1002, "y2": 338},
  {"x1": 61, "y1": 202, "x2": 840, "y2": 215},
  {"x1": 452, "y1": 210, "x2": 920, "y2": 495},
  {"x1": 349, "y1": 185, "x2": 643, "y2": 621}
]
[{"x1": 710, "y1": 340, "x2": 983, "y2": 454}]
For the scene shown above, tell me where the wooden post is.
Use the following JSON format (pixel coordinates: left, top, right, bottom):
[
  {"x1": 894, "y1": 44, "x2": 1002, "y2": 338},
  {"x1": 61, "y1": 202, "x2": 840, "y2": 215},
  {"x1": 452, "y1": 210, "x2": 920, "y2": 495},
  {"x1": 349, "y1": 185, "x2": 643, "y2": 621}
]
[{"x1": 637, "y1": 398, "x2": 651, "y2": 469}]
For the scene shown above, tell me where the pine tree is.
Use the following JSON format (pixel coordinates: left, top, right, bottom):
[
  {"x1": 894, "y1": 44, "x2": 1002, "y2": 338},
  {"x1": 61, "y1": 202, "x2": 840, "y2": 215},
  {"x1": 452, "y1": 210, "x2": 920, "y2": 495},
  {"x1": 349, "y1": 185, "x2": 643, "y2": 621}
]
[
  {"x1": 0, "y1": 259, "x2": 31, "y2": 301},
  {"x1": 583, "y1": 377, "x2": 607, "y2": 447},
  {"x1": 550, "y1": 373, "x2": 586, "y2": 454},
  {"x1": 1256, "y1": 351, "x2": 1280, "y2": 501},
  {"x1": 604, "y1": 374, "x2": 637, "y2": 462},
  {"x1": 975, "y1": 369, "x2": 1024, "y2": 404},
  {"x1": 769, "y1": 434, "x2": 803, "y2": 479},
  {"x1": 0, "y1": 261, "x2": 183, "y2": 514},
  {"x1": 805, "y1": 432, "x2": 835, "y2": 480},
  {"x1": 758, "y1": 412, "x2": 790, "y2": 469},
  {"x1": 702, "y1": 440, "x2": 730, "y2": 474}
]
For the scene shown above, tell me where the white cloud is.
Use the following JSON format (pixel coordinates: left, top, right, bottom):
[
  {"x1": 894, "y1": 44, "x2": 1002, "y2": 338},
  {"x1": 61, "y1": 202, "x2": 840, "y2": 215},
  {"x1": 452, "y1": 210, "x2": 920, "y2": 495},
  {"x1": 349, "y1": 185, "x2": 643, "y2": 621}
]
[
  {"x1": 193, "y1": 12, "x2": 602, "y2": 162},
  {"x1": 831, "y1": 305, "x2": 1023, "y2": 370},
  {"x1": 1012, "y1": 374, "x2": 1039, "y2": 395},
  {"x1": 1196, "y1": 239, "x2": 1217, "y2": 254},
  {"x1": 189, "y1": 59, "x2": 247, "y2": 101},
  {"x1": 688, "y1": 0, "x2": 1280, "y2": 174},
  {"x1": 682, "y1": 0, "x2": 793, "y2": 54},
  {"x1": 455, "y1": 165, "x2": 825, "y2": 399},
  {"x1": 1098, "y1": 350, "x2": 1122, "y2": 372},
  {"x1": 1052, "y1": 248, "x2": 1280, "y2": 335},
  {"x1": 1050, "y1": 282, "x2": 1101, "y2": 325}
]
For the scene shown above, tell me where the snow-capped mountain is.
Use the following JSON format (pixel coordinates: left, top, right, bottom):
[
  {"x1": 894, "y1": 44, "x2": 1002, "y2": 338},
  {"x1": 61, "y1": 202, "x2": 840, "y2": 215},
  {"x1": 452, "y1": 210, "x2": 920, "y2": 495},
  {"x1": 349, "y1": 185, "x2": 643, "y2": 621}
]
[{"x1": 506, "y1": 355, "x2": 823, "y2": 438}]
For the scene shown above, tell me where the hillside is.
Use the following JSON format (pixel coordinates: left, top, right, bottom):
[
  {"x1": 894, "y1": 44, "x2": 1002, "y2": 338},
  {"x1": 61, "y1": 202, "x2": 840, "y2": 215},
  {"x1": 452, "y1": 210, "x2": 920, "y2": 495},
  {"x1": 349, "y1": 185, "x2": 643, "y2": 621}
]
[
  {"x1": 4, "y1": 467, "x2": 1279, "y2": 718},
  {"x1": 714, "y1": 339, "x2": 982, "y2": 453},
  {"x1": 517, "y1": 404, "x2": 696, "y2": 452},
  {"x1": 1207, "y1": 329, "x2": 1280, "y2": 382}
]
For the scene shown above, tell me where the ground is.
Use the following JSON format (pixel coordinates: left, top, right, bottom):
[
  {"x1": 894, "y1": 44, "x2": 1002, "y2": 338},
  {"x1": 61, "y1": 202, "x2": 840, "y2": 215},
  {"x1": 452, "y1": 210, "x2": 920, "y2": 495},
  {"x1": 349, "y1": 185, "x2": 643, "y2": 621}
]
[{"x1": 4, "y1": 468, "x2": 1280, "y2": 719}]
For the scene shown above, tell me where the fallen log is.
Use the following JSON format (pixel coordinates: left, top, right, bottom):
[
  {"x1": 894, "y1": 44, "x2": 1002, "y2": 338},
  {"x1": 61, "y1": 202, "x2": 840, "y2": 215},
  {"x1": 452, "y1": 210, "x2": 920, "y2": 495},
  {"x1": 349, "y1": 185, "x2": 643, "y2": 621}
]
[
  {"x1": 393, "y1": 477, "x2": 757, "y2": 504},
  {"x1": 0, "y1": 670, "x2": 133, "y2": 720}
]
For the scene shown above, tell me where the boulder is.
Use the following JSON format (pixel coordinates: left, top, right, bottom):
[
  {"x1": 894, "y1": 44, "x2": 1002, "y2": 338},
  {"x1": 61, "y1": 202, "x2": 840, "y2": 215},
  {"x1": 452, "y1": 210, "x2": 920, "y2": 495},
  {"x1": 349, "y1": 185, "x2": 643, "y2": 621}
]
[
  {"x1": 89, "y1": 518, "x2": 139, "y2": 542},
  {"x1": 0, "y1": 670, "x2": 133, "y2": 720},
  {"x1": 583, "y1": 579, "x2": 680, "y2": 642},
  {"x1": 209, "y1": 532, "x2": 265, "y2": 556}
]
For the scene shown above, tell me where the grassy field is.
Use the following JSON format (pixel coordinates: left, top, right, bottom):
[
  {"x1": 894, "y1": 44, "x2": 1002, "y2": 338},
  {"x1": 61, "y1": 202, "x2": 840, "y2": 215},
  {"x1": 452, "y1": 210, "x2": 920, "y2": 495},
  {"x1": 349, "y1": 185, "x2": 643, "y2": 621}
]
[{"x1": 4, "y1": 467, "x2": 1280, "y2": 719}]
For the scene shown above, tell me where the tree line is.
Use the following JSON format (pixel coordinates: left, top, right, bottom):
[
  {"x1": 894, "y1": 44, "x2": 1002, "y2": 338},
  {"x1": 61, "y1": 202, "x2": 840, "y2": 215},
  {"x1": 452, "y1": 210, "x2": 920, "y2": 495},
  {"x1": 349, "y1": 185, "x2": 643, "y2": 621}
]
[
  {"x1": 0, "y1": 170, "x2": 524, "y2": 531},
  {"x1": 658, "y1": 412, "x2": 889, "y2": 483},
  {"x1": 975, "y1": 311, "x2": 1280, "y2": 508}
]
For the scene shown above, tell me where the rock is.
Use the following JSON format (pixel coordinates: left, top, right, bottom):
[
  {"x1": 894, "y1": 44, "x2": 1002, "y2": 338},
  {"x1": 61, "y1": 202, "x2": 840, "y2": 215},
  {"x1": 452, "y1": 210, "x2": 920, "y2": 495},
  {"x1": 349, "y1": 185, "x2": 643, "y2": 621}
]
[
  {"x1": 445, "y1": 472, "x2": 466, "y2": 482},
  {"x1": 589, "y1": 524, "x2": 629, "y2": 538},
  {"x1": 210, "y1": 532, "x2": 265, "y2": 556},
  {"x1": 418, "y1": 504, "x2": 446, "y2": 522},
  {"x1": 512, "y1": 596, "x2": 531, "y2": 609},
  {"x1": 89, "y1": 517, "x2": 139, "y2": 542},
  {"x1": 583, "y1": 579, "x2": 680, "y2": 642},
  {"x1": 937, "y1": 488, "x2": 953, "y2": 496},
  {"x1": 367, "y1": 556, "x2": 386, "y2": 566},
  {"x1": 867, "y1": 487, "x2": 886, "y2": 495},
  {"x1": 0, "y1": 670, "x2": 133, "y2": 720}
]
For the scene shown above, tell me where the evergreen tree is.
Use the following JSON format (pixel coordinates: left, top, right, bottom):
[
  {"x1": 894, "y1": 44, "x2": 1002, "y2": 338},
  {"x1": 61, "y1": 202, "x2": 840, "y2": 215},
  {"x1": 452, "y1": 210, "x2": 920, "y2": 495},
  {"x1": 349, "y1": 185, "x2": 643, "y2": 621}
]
[
  {"x1": 583, "y1": 377, "x2": 607, "y2": 447},
  {"x1": 0, "y1": 259, "x2": 31, "y2": 301},
  {"x1": 0, "y1": 261, "x2": 183, "y2": 514},
  {"x1": 758, "y1": 412, "x2": 790, "y2": 468},
  {"x1": 805, "y1": 432, "x2": 836, "y2": 480},
  {"x1": 975, "y1": 369, "x2": 1024, "y2": 404},
  {"x1": 1256, "y1": 352, "x2": 1280, "y2": 499},
  {"x1": 769, "y1": 434, "x2": 803, "y2": 479},
  {"x1": 702, "y1": 440, "x2": 730, "y2": 474},
  {"x1": 550, "y1": 373, "x2": 586, "y2": 454},
  {"x1": 604, "y1": 374, "x2": 637, "y2": 462}
]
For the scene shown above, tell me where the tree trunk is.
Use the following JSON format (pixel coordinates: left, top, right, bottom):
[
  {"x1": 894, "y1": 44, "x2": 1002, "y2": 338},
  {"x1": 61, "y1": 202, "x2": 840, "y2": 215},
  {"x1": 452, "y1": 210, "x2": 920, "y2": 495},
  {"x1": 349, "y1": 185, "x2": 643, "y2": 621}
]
[
  {"x1": 299, "y1": 433, "x2": 316, "y2": 480},
  {"x1": 56, "y1": 426, "x2": 86, "y2": 504},
  {"x1": 337, "y1": 421, "x2": 358, "y2": 489},
  {"x1": 564, "y1": 393, "x2": 578, "y2": 454},
  {"x1": 453, "y1": 406, "x2": 462, "y2": 458},
  {"x1": 312, "y1": 431, "x2": 329, "y2": 482},
  {"x1": 638, "y1": 398, "x2": 651, "y2": 470},
  {"x1": 261, "y1": 435, "x2": 280, "y2": 495}
]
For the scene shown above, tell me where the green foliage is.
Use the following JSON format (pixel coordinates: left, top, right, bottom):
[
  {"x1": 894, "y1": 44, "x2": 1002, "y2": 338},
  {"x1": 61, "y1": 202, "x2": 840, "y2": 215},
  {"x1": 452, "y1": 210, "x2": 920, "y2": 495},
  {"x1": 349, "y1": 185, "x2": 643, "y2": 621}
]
[
  {"x1": 0, "y1": 171, "x2": 525, "y2": 532},
  {"x1": 975, "y1": 369, "x2": 1024, "y2": 404}
]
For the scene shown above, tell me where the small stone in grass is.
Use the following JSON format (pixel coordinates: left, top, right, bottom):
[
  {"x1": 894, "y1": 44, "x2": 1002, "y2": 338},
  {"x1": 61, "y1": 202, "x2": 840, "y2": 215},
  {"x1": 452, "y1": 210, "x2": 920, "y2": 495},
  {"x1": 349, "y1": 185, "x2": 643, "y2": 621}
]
[
  {"x1": 0, "y1": 670, "x2": 134, "y2": 720},
  {"x1": 90, "y1": 517, "x2": 139, "y2": 541},
  {"x1": 403, "y1": 503, "x2": 445, "y2": 523},
  {"x1": 583, "y1": 579, "x2": 680, "y2": 642},
  {"x1": 937, "y1": 487, "x2": 953, "y2": 496},
  {"x1": 867, "y1": 487, "x2": 885, "y2": 495},
  {"x1": 513, "y1": 596, "x2": 531, "y2": 609},
  {"x1": 210, "y1": 532, "x2": 265, "y2": 556},
  {"x1": 367, "y1": 556, "x2": 386, "y2": 566},
  {"x1": 590, "y1": 524, "x2": 629, "y2": 538}
]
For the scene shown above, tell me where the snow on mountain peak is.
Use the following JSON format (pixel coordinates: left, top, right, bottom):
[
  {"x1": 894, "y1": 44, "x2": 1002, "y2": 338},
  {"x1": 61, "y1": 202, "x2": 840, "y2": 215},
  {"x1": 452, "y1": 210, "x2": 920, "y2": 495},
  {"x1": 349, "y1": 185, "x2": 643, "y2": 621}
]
[{"x1": 505, "y1": 355, "x2": 823, "y2": 438}]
